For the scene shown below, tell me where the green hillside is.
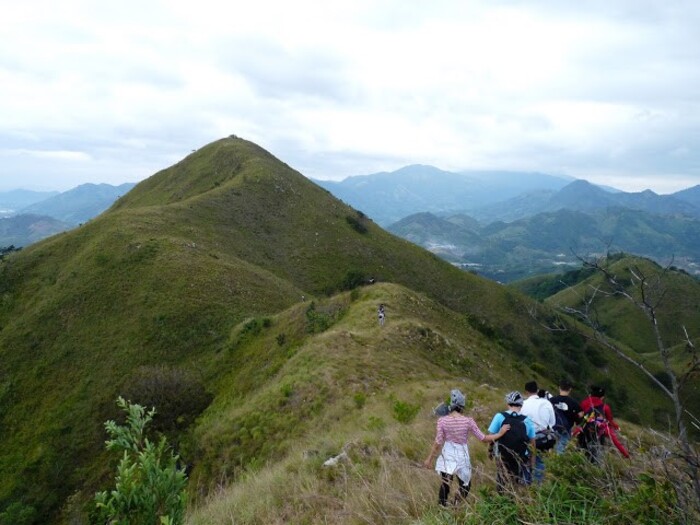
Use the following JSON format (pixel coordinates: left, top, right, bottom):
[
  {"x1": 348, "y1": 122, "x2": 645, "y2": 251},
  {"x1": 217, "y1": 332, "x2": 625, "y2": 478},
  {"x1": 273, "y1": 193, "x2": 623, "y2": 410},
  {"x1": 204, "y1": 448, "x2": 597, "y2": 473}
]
[
  {"x1": 540, "y1": 256, "x2": 700, "y2": 355},
  {"x1": 518, "y1": 255, "x2": 700, "y2": 434},
  {"x1": 0, "y1": 138, "x2": 676, "y2": 523}
]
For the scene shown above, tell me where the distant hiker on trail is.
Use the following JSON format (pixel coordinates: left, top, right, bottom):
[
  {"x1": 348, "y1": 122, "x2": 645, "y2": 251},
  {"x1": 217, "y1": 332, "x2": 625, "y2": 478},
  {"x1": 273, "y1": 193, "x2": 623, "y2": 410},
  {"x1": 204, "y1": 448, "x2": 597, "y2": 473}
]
[
  {"x1": 488, "y1": 391, "x2": 536, "y2": 492},
  {"x1": 549, "y1": 379, "x2": 582, "y2": 454},
  {"x1": 520, "y1": 381, "x2": 556, "y2": 483},
  {"x1": 424, "y1": 389, "x2": 510, "y2": 506},
  {"x1": 377, "y1": 304, "x2": 385, "y2": 326},
  {"x1": 574, "y1": 385, "x2": 630, "y2": 462}
]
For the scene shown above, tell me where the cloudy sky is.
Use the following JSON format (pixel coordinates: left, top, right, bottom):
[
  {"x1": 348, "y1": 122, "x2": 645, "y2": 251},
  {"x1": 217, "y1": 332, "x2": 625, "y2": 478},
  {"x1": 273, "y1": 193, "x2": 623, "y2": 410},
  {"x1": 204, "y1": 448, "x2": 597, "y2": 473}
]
[{"x1": 1, "y1": 0, "x2": 699, "y2": 193}]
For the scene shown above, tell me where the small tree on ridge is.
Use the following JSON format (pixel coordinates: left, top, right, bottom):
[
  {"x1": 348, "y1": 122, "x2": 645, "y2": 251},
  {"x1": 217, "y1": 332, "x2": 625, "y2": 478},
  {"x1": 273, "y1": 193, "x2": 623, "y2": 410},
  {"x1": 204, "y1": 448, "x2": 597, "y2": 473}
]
[{"x1": 94, "y1": 397, "x2": 187, "y2": 525}]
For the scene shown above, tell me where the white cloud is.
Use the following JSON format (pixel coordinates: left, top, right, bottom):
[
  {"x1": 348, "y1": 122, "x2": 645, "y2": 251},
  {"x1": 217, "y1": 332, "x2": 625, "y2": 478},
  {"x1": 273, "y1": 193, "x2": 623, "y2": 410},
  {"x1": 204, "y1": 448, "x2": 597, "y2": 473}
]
[
  {"x1": 0, "y1": 149, "x2": 91, "y2": 161},
  {"x1": 0, "y1": 0, "x2": 699, "y2": 193}
]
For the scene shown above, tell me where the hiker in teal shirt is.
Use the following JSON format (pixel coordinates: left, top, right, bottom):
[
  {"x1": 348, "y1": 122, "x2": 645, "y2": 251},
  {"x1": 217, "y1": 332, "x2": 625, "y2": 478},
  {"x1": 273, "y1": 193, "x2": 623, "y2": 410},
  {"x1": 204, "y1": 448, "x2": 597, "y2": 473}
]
[{"x1": 488, "y1": 391, "x2": 537, "y2": 490}]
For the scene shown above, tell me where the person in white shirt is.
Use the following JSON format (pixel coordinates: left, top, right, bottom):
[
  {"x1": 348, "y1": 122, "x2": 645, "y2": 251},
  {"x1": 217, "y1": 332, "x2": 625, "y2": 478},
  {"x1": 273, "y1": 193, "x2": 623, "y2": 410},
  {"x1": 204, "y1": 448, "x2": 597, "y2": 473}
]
[{"x1": 520, "y1": 381, "x2": 555, "y2": 483}]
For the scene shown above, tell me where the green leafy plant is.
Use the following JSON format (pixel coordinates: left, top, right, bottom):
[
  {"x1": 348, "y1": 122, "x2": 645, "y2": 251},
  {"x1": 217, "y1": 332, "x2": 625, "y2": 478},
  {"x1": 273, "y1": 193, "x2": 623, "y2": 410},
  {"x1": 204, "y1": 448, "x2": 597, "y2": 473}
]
[
  {"x1": 0, "y1": 502, "x2": 37, "y2": 525},
  {"x1": 353, "y1": 392, "x2": 367, "y2": 409},
  {"x1": 305, "y1": 302, "x2": 331, "y2": 333},
  {"x1": 0, "y1": 245, "x2": 22, "y2": 261},
  {"x1": 345, "y1": 214, "x2": 368, "y2": 234},
  {"x1": 392, "y1": 399, "x2": 420, "y2": 424},
  {"x1": 365, "y1": 416, "x2": 386, "y2": 431},
  {"x1": 94, "y1": 397, "x2": 187, "y2": 525},
  {"x1": 340, "y1": 269, "x2": 366, "y2": 291}
]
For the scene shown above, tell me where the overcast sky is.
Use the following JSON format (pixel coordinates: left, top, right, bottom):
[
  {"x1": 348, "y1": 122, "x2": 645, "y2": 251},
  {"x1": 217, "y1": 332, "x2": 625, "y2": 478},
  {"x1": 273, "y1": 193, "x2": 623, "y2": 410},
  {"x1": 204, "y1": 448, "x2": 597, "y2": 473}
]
[{"x1": 2, "y1": 0, "x2": 699, "y2": 194}]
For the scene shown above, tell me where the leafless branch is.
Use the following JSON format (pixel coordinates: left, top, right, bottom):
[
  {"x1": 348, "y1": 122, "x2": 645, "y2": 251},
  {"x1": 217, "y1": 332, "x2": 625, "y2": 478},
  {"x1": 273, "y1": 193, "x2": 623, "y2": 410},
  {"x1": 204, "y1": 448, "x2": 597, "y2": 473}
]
[{"x1": 559, "y1": 252, "x2": 700, "y2": 504}]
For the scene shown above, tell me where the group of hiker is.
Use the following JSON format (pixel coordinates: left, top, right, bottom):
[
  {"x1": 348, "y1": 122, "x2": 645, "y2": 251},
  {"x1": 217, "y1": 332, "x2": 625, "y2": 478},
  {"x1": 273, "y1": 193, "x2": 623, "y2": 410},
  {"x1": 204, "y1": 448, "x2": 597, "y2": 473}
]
[{"x1": 424, "y1": 380, "x2": 630, "y2": 506}]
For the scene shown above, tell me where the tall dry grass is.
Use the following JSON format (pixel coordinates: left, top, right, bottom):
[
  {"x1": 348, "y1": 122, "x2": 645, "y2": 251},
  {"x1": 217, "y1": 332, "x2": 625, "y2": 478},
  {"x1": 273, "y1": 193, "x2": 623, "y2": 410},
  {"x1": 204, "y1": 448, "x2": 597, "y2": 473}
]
[
  {"x1": 188, "y1": 413, "x2": 699, "y2": 525},
  {"x1": 186, "y1": 382, "x2": 511, "y2": 524}
]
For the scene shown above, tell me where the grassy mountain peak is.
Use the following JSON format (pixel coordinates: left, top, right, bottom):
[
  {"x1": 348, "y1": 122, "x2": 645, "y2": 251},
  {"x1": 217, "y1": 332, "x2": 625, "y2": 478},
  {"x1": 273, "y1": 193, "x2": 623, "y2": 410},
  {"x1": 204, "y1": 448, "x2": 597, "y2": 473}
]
[{"x1": 112, "y1": 137, "x2": 281, "y2": 209}]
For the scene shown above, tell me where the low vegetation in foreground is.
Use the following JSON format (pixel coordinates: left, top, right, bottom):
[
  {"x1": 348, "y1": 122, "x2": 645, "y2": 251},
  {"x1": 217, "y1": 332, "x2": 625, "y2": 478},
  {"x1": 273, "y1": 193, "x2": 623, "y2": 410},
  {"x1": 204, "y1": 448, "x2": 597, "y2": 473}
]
[{"x1": 185, "y1": 384, "x2": 697, "y2": 525}]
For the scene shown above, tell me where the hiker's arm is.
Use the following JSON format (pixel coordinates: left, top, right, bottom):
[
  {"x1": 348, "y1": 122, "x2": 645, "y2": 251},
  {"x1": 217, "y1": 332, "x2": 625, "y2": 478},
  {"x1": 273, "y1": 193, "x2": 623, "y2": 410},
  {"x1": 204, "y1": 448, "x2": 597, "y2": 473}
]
[
  {"x1": 424, "y1": 419, "x2": 444, "y2": 468},
  {"x1": 480, "y1": 423, "x2": 511, "y2": 442},
  {"x1": 423, "y1": 441, "x2": 441, "y2": 468},
  {"x1": 604, "y1": 405, "x2": 620, "y2": 429}
]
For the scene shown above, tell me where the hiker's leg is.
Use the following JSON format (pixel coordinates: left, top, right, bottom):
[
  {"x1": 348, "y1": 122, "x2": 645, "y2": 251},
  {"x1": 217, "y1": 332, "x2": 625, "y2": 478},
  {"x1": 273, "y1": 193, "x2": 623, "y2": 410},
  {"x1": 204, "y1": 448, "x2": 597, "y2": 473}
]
[
  {"x1": 533, "y1": 453, "x2": 545, "y2": 483},
  {"x1": 579, "y1": 434, "x2": 598, "y2": 463},
  {"x1": 455, "y1": 477, "x2": 471, "y2": 502},
  {"x1": 521, "y1": 459, "x2": 532, "y2": 486},
  {"x1": 606, "y1": 427, "x2": 630, "y2": 458},
  {"x1": 495, "y1": 460, "x2": 506, "y2": 494},
  {"x1": 438, "y1": 473, "x2": 452, "y2": 506},
  {"x1": 498, "y1": 451, "x2": 519, "y2": 492},
  {"x1": 555, "y1": 430, "x2": 570, "y2": 454},
  {"x1": 589, "y1": 438, "x2": 604, "y2": 464}
]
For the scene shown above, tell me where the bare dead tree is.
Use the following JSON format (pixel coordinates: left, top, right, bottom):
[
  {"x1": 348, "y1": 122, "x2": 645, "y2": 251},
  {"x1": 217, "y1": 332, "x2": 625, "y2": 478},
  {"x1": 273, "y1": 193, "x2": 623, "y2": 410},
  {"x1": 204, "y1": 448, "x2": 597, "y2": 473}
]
[{"x1": 549, "y1": 253, "x2": 700, "y2": 505}]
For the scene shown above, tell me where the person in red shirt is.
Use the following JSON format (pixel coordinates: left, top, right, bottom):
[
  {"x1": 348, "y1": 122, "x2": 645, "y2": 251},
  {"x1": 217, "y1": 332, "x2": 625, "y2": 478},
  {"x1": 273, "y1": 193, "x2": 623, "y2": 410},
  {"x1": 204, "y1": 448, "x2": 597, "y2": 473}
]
[{"x1": 575, "y1": 385, "x2": 630, "y2": 460}]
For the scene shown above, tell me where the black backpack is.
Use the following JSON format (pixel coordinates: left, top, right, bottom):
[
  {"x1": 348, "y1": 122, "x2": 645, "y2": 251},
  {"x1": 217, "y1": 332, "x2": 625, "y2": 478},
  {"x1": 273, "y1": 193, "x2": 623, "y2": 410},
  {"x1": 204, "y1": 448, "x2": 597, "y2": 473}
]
[
  {"x1": 496, "y1": 412, "x2": 529, "y2": 457},
  {"x1": 551, "y1": 402, "x2": 569, "y2": 433}
]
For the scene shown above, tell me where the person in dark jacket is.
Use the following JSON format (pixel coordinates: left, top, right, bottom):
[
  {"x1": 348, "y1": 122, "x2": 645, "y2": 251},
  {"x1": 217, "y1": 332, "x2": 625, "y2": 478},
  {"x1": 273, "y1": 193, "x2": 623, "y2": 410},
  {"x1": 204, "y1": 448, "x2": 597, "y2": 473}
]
[{"x1": 549, "y1": 379, "x2": 582, "y2": 454}]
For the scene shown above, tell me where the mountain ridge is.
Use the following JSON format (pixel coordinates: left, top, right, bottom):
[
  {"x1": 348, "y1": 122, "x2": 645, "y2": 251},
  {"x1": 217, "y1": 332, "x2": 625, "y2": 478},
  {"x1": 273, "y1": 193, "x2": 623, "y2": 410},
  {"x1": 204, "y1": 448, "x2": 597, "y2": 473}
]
[
  {"x1": 315, "y1": 165, "x2": 700, "y2": 226},
  {"x1": 314, "y1": 166, "x2": 573, "y2": 225}
]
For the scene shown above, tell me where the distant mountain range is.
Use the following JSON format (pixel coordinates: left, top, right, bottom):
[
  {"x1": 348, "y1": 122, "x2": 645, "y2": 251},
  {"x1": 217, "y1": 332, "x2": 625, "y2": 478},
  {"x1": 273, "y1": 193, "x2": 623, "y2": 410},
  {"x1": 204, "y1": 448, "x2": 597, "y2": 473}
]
[
  {"x1": 673, "y1": 184, "x2": 700, "y2": 208},
  {"x1": 0, "y1": 189, "x2": 59, "y2": 216},
  {"x1": 314, "y1": 165, "x2": 574, "y2": 225},
  {"x1": 472, "y1": 179, "x2": 700, "y2": 223},
  {"x1": 20, "y1": 182, "x2": 135, "y2": 224},
  {"x1": 315, "y1": 165, "x2": 700, "y2": 281},
  {"x1": 389, "y1": 207, "x2": 700, "y2": 281},
  {"x1": 315, "y1": 165, "x2": 700, "y2": 225},
  {"x1": 0, "y1": 182, "x2": 135, "y2": 247},
  {"x1": 0, "y1": 214, "x2": 72, "y2": 247}
]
